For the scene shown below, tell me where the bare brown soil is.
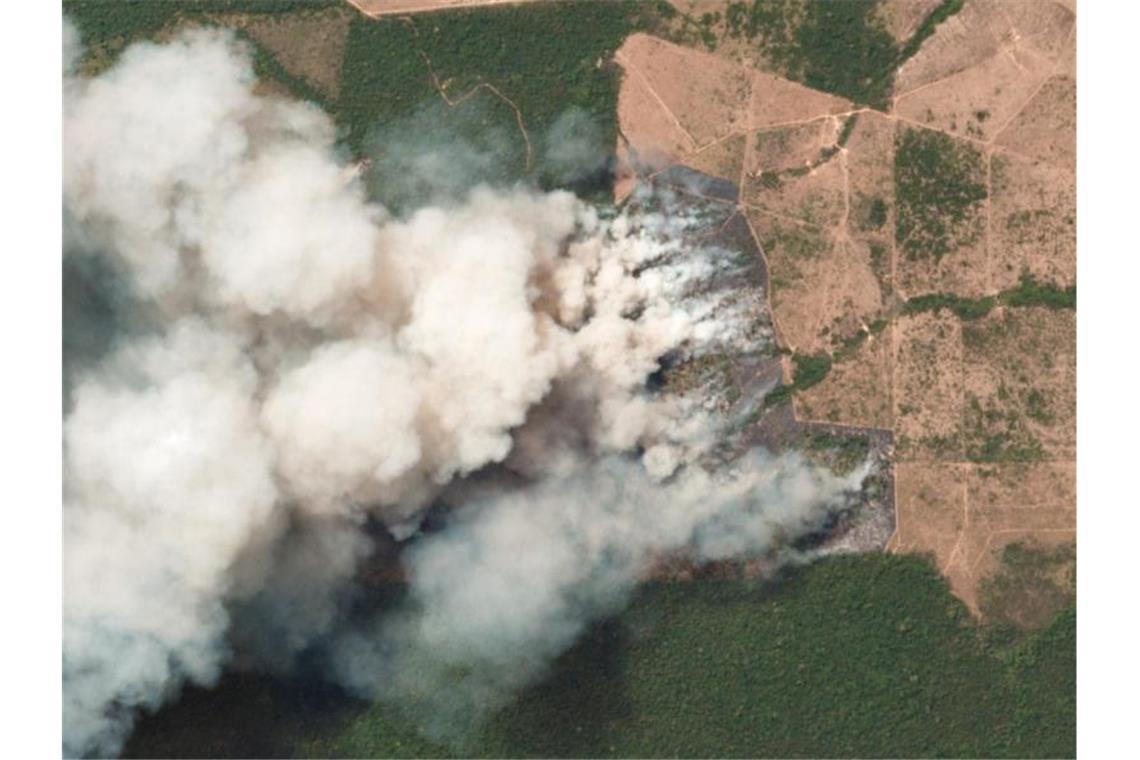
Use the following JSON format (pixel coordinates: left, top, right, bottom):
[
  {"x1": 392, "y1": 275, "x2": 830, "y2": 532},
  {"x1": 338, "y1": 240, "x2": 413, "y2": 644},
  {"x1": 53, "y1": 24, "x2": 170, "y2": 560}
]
[
  {"x1": 614, "y1": 1, "x2": 1075, "y2": 614},
  {"x1": 988, "y1": 151, "x2": 1075, "y2": 290},
  {"x1": 216, "y1": 8, "x2": 352, "y2": 99},
  {"x1": 797, "y1": 330, "x2": 893, "y2": 429}
]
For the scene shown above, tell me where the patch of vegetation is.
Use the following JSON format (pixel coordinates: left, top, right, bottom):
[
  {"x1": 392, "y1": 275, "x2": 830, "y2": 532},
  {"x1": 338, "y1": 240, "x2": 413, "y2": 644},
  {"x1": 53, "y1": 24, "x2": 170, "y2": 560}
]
[
  {"x1": 979, "y1": 541, "x2": 1075, "y2": 631},
  {"x1": 854, "y1": 193, "x2": 890, "y2": 232},
  {"x1": 1004, "y1": 603, "x2": 1076, "y2": 755},
  {"x1": 963, "y1": 392, "x2": 1046, "y2": 463},
  {"x1": 721, "y1": 1, "x2": 898, "y2": 108},
  {"x1": 896, "y1": 0, "x2": 966, "y2": 67},
  {"x1": 899, "y1": 275, "x2": 1075, "y2": 328},
  {"x1": 894, "y1": 126, "x2": 987, "y2": 261},
  {"x1": 714, "y1": 0, "x2": 963, "y2": 109},
  {"x1": 837, "y1": 113, "x2": 859, "y2": 147},
  {"x1": 1000, "y1": 275, "x2": 1076, "y2": 310},
  {"x1": 791, "y1": 1, "x2": 898, "y2": 108},
  {"x1": 335, "y1": 1, "x2": 674, "y2": 205},
  {"x1": 903, "y1": 292, "x2": 996, "y2": 321},
  {"x1": 761, "y1": 220, "x2": 830, "y2": 267},
  {"x1": 667, "y1": 6, "x2": 722, "y2": 51},
  {"x1": 765, "y1": 351, "x2": 832, "y2": 407},
  {"x1": 297, "y1": 554, "x2": 1074, "y2": 758},
  {"x1": 1024, "y1": 388, "x2": 1055, "y2": 425},
  {"x1": 803, "y1": 431, "x2": 870, "y2": 475},
  {"x1": 792, "y1": 352, "x2": 832, "y2": 389}
]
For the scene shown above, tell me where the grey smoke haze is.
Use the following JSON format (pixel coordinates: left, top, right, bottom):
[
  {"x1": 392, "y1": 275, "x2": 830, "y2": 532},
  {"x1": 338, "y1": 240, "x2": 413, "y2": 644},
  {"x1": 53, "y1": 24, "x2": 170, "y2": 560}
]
[
  {"x1": 63, "y1": 25, "x2": 868, "y2": 758},
  {"x1": 333, "y1": 451, "x2": 864, "y2": 739}
]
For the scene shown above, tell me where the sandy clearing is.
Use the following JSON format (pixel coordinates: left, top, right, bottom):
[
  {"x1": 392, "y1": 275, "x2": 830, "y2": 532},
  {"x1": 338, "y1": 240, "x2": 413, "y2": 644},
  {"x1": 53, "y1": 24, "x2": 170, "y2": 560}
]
[
  {"x1": 893, "y1": 462, "x2": 968, "y2": 571},
  {"x1": 993, "y1": 74, "x2": 1075, "y2": 171},
  {"x1": 684, "y1": 133, "x2": 747, "y2": 183},
  {"x1": 746, "y1": 70, "x2": 852, "y2": 130},
  {"x1": 216, "y1": 8, "x2": 351, "y2": 99},
  {"x1": 744, "y1": 153, "x2": 847, "y2": 228},
  {"x1": 893, "y1": 0, "x2": 1011, "y2": 95},
  {"x1": 892, "y1": 311, "x2": 965, "y2": 461},
  {"x1": 617, "y1": 34, "x2": 754, "y2": 147},
  {"x1": 894, "y1": 45, "x2": 1055, "y2": 143},
  {"x1": 615, "y1": 67, "x2": 696, "y2": 173},
  {"x1": 744, "y1": 120, "x2": 836, "y2": 176},
  {"x1": 988, "y1": 151, "x2": 1075, "y2": 289},
  {"x1": 797, "y1": 329, "x2": 893, "y2": 429}
]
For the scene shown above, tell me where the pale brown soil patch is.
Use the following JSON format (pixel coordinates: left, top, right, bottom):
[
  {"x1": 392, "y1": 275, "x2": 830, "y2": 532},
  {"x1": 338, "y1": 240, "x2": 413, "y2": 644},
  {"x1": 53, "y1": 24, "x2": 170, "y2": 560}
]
[
  {"x1": 745, "y1": 207, "x2": 886, "y2": 360},
  {"x1": 616, "y1": 68, "x2": 695, "y2": 169},
  {"x1": 216, "y1": 8, "x2": 351, "y2": 99},
  {"x1": 953, "y1": 462, "x2": 1075, "y2": 611},
  {"x1": 685, "y1": 133, "x2": 747, "y2": 183},
  {"x1": 746, "y1": 71, "x2": 851, "y2": 129},
  {"x1": 993, "y1": 74, "x2": 1076, "y2": 171},
  {"x1": 893, "y1": 461, "x2": 1074, "y2": 615},
  {"x1": 1001, "y1": 0, "x2": 1076, "y2": 61},
  {"x1": 988, "y1": 151, "x2": 1075, "y2": 290},
  {"x1": 892, "y1": 462, "x2": 968, "y2": 575},
  {"x1": 894, "y1": 45, "x2": 1054, "y2": 143},
  {"x1": 617, "y1": 34, "x2": 753, "y2": 147},
  {"x1": 893, "y1": 0, "x2": 1011, "y2": 94},
  {"x1": 893, "y1": 311, "x2": 964, "y2": 461},
  {"x1": 743, "y1": 209, "x2": 833, "y2": 354},
  {"x1": 743, "y1": 152, "x2": 847, "y2": 228},
  {"x1": 893, "y1": 0, "x2": 1071, "y2": 97},
  {"x1": 797, "y1": 330, "x2": 893, "y2": 429}
]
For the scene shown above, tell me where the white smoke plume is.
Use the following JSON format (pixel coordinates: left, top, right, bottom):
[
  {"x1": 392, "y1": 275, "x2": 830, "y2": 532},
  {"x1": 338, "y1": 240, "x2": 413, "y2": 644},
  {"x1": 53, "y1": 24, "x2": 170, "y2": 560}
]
[
  {"x1": 63, "y1": 25, "x2": 869, "y2": 757},
  {"x1": 332, "y1": 451, "x2": 864, "y2": 738}
]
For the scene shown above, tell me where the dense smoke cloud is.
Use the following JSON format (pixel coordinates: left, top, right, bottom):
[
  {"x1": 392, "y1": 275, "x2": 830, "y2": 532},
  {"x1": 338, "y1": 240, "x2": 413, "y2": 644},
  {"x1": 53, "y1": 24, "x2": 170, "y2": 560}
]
[{"x1": 63, "y1": 26, "x2": 868, "y2": 757}]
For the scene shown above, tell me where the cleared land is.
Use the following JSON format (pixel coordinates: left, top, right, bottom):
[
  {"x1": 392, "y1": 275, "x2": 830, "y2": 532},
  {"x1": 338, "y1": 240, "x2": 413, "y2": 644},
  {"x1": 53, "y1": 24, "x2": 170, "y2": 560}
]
[{"x1": 616, "y1": 0, "x2": 1076, "y2": 614}]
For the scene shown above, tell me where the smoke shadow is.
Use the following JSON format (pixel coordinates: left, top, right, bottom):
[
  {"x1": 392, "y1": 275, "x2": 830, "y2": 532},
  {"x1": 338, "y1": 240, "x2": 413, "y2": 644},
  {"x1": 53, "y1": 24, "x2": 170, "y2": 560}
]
[
  {"x1": 121, "y1": 672, "x2": 365, "y2": 759},
  {"x1": 479, "y1": 617, "x2": 633, "y2": 757}
]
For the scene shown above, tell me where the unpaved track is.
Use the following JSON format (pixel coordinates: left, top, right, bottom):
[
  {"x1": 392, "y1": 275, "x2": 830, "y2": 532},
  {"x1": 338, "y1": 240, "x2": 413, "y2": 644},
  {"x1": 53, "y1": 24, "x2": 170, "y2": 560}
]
[{"x1": 346, "y1": 0, "x2": 544, "y2": 17}]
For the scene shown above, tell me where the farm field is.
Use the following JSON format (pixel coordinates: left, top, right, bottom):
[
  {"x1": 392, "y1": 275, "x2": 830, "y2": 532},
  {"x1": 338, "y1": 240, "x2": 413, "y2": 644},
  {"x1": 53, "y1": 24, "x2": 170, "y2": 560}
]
[{"x1": 616, "y1": 0, "x2": 1076, "y2": 614}]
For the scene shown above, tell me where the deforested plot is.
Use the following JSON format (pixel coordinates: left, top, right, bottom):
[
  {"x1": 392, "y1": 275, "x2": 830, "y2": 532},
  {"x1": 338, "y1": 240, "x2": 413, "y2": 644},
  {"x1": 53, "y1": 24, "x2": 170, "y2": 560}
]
[
  {"x1": 988, "y1": 151, "x2": 1075, "y2": 290},
  {"x1": 891, "y1": 462, "x2": 967, "y2": 577},
  {"x1": 213, "y1": 6, "x2": 353, "y2": 99},
  {"x1": 617, "y1": 33, "x2": 754, "y2": 147},
  {"x1": 960, "y1": 307, "x2": 1076, "y2": 462},
  {"x1": 994, "y1": 74, "x2": 1076, "y2": 171},
  {"x1": 892, "y1": 311, "x2": 965, "y2": 461},
  {"x1": 893, "y1": 46, "x2": 1055, "y2": 143},
  {"x1": 796, "y1": 325, "x2": 893, "y2": 429}
]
